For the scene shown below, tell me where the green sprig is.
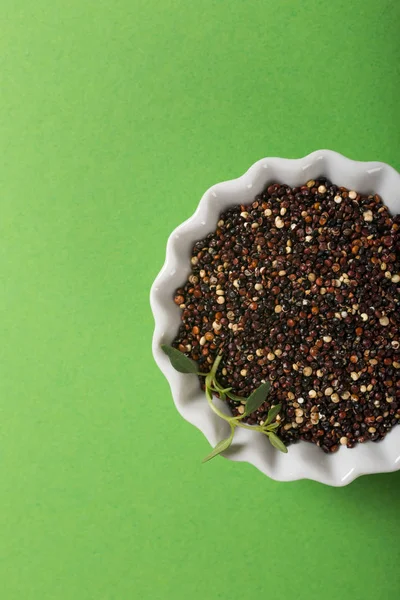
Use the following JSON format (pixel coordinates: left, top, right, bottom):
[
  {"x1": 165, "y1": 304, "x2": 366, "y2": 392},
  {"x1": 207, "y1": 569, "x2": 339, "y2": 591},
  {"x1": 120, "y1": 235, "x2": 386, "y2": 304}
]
[{"x1": 161, "y1": 345, "x2": 288, "y2": 461}]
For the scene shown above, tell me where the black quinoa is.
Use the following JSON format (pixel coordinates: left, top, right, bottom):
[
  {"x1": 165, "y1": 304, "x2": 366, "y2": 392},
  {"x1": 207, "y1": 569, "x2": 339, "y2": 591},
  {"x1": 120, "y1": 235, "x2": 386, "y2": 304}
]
[{"x1": 172, "y1": 179, "x2": 400, "y2": 452}]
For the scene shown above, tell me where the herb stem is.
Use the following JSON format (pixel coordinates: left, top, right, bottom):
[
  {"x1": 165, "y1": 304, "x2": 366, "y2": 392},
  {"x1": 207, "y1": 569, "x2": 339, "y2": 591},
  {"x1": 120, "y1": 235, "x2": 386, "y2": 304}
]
[
  {"x1": 205, "y1": 388, "x2": 232, "y2": 422},
  {"x1": 209, "y1": 353, "x2": 223, "y2": 379}
]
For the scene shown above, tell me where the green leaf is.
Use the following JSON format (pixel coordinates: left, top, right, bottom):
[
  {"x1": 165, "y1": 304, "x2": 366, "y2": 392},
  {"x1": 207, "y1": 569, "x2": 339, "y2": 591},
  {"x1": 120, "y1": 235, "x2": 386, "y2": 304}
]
[
  {"x1": 244, "y1": 381, "x2": 271, "y2": 416},
  {"x1": 226, "y1": 391, "x2": 245, "y2": 402},
  {"x1": 267, "y1": 432, "x2": 288, "y2": 453},
  {"x1": 265, "y1": 403, "x2": 282, "y2": 425},
  {"x1": 264, "y1": 422, "x2": 279, "y2": 432},
  {"x1": 161, "y1": 344, "x2": 199, "y2": 374},
  {"x1": 202, "y1": 426, "x2": 234, "y2": 463},
  {"x1": 218, "y1": 386, "x2": 233, "y2": 394}
]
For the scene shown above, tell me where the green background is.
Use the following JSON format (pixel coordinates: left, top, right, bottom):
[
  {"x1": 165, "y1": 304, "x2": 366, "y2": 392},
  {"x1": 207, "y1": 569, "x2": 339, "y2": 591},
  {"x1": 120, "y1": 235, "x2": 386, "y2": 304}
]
[{"x1": 1, "y1": 1, "x2": 399, "y2": 598}]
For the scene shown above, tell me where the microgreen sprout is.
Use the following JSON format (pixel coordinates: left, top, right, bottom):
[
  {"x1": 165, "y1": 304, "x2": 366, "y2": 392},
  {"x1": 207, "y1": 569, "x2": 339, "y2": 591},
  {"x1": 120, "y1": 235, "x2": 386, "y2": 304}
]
[{"x1": 161, "y1": 345, "x2": 288, "y2": 461}]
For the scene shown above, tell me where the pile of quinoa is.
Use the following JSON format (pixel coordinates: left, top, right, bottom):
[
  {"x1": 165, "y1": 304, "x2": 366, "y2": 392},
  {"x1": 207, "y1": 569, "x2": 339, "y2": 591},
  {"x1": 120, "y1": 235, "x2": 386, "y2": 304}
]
[{"x1": 172, "y1": 179, "x2": 400, "y2": 452}]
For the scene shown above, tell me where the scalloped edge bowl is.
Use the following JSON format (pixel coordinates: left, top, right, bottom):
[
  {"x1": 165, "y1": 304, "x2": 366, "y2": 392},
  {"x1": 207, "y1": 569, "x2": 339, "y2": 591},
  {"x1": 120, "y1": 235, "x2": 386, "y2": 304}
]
[{"x1": 150, "y1": 150, "x2": 400, "y2": 486}]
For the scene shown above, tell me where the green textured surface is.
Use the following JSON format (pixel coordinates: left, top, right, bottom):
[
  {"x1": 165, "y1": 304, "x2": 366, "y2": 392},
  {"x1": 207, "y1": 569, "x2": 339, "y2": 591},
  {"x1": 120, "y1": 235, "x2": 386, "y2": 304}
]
[{"x1": 1, "y1": 1, "x2": 399, "y2": 598}]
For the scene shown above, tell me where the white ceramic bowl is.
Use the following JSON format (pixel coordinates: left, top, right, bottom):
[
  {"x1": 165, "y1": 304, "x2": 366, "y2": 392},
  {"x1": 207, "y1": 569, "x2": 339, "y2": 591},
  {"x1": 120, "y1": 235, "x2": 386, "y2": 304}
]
[{"x1": 151, "y1": 150, "x2": 400, "y2": 486}]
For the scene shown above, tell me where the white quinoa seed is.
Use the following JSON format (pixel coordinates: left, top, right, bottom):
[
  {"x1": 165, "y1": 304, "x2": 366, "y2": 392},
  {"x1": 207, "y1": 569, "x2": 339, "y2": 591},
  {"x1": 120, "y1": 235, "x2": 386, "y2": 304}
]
[
  {"x1": 240, "y1": 369, "x2": 247, "y2": 376},
  {"x1": 363, "y1": 210, "x2": 373, "y2": 222},
  {"x1": 348, "y1": 190, "x2": 357, "y2": 199},
  {"x1": 217, "y1": 296, "x2": 225, "y2": 304},
  {"x1": 275, "y1": 216, "x2": 284, "y2": 229},
  {"x1": 324, "y1": 387, "x2": 333, "y2": 396},
  {"x1": 309, "y1": 390, "x2": 317, "y2": 398},
  {"x1": 340, "y1": 437, "x2": 348, "y2": 445},
  {"x1": 391, "y1": 274, "x2": 400, "y2": 283},
  {"x1": 318, "y1": 185, "x2": 326, "y2": 194},
  {"x1": 237, "y1": 405, "x2": 245, "y2": 414},
  {"x1": 361, "y1": 313, "x2": 368, "y2": 321},
  {"x1": 303, "y1": 367, "x2": 313, "y2": 376},
  {"x1": 379, "y1": 316, "x2": 389, "y2": 326},
  {"x1": 334, "y1": 195, "x2": 342, "y2": 204}
]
